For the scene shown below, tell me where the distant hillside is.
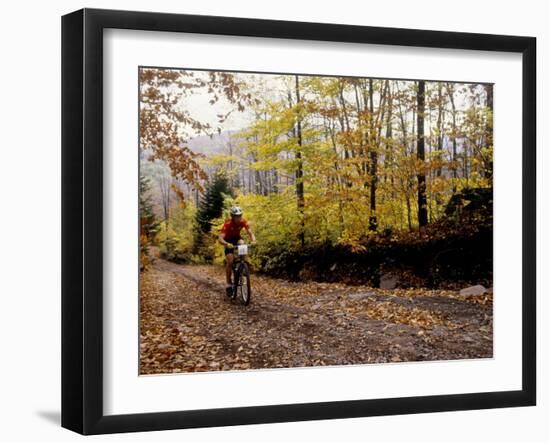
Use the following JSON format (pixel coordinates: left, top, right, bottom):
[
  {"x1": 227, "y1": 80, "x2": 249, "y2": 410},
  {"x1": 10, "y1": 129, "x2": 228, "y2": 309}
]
[
  {"x1": 186, "y1": 130, "x2": 238, "y2": 156},
  {"x1": 139, "y1": 130, "x2": 240, "y2": 217}
]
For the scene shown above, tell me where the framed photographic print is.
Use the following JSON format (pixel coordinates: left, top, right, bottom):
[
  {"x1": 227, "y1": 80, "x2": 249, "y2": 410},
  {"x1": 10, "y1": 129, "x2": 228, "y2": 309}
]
[{"x1": 61, "y1": 8, "x2": 536, "y2": 435}]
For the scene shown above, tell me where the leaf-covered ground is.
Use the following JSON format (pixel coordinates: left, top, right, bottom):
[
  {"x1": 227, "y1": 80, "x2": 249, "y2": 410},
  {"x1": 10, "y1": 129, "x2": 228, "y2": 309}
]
[{"x1": 139, "y1": 259, "x2": 493, "y2": 374}]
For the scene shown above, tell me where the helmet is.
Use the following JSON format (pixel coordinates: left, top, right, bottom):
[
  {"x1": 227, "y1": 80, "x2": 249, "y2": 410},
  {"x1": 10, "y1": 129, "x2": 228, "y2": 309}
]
[{"x1": 230, "y1": 205, "x2": 243, "y2": 216}]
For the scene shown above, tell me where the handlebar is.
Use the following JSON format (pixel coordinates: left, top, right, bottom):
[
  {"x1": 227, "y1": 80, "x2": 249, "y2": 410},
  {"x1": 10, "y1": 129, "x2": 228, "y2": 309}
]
[{"x1": 226, "y1": 242, "x2": 256, "y2": 248}]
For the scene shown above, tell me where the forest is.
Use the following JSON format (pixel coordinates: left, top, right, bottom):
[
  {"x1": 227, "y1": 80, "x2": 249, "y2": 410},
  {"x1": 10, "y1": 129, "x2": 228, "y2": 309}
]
[{"x1": 139, "y1": 68, "x2": 493, "y2": 288}]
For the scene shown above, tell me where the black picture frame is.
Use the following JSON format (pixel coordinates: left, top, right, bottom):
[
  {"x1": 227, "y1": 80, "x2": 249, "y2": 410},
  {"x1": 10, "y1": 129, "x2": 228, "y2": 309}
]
[{"x1": 62, "y1": 8, "x2": 536, "y2": 435}]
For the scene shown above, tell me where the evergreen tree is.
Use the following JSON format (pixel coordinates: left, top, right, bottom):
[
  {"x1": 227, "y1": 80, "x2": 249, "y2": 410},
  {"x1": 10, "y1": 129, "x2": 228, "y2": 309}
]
[{"x1": 193, "y1": 173, "x2": 232, "y2": 259}]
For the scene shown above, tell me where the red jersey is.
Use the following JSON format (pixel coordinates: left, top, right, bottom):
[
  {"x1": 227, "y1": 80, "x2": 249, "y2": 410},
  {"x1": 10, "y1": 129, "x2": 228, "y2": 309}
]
[{"x1": 220, "y1": 218, "x2": 249, "y2": 240}]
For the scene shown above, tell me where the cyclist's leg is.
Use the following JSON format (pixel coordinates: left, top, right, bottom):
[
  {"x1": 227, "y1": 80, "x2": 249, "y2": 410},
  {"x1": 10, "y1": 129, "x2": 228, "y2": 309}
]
[
  {"x1": 225, "y1": 252, "x2": 234, "y2": 285},
  {"x1": 224, "y1": 252, "x2": 234, "y2": 297}
]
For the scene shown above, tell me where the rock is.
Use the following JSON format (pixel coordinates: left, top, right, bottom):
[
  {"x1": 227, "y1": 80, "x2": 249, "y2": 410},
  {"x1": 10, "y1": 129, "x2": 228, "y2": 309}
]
[
  {"x1": 459, "y1": 285, "x2": 487, "y2": 296},
  {"x1": 380, "y1": 273, "x2": 398, "y2": 289},
  {"x1": 348, "y1": 292, "x2": 377, "y2": 301}
]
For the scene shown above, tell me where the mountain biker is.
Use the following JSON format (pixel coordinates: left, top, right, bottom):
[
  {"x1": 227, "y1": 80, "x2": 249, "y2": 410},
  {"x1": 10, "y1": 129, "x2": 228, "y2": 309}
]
[{"x1": 218, "y1": 206, "x2": 256, "y2": 296}]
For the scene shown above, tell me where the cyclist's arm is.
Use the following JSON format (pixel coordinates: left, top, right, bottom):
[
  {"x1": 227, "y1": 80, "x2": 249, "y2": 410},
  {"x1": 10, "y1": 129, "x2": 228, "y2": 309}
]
[
  {"x1": 245, "y1": 227, "x2": 256, "y2": 244},
  {"x1": 218, "y1": 233, "x2": 233, "y2": 248}
]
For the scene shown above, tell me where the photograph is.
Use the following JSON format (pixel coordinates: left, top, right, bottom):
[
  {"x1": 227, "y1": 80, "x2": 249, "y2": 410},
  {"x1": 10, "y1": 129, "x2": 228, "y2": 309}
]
[{"x1": 138, "y1": 67, "x2": 494, "y2": 375}]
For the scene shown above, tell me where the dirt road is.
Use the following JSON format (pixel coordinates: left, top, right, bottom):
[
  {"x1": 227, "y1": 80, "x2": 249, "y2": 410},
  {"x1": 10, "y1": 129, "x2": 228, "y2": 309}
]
[{"x1": 139, "y1": 259, "x2": 493, "y2": 374}]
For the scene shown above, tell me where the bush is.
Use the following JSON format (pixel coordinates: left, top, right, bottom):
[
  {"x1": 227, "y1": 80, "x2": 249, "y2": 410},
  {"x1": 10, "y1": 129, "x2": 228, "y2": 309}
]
[
  {"x1": 157, "y1": 204, "x2": 199, "y2": 263},
  {"x1": 250, "y1": 219, "x2": 493, "y2": 289}
]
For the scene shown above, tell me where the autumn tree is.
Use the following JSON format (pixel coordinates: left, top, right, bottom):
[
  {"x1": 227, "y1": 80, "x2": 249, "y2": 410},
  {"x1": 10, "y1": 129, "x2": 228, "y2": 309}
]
[
  {"x1": 139, "y1": 68, "x2": 257, "y2": 192},
  {"x1": 140, "y1": 69, "x2": 494, "y2": 269}
]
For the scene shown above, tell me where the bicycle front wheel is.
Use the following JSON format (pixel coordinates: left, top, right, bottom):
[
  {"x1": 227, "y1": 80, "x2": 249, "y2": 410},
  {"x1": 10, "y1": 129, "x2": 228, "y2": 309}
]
[{"x1": 238, "y1": 263, "x2": 251, "y2": 306}]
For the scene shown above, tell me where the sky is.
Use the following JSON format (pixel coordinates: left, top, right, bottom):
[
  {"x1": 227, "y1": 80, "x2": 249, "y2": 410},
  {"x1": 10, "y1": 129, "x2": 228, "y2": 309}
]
[
  {"x1": 175, "y1": 71, "x2": 284, "y2": 137},
  {"x1": 167, "y1": 69, "x2": 484, "y2": 142}
]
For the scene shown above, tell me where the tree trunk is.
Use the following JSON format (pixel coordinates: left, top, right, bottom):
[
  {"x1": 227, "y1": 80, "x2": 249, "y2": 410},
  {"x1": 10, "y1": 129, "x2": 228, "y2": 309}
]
[
  {"x1": 484, "y1": 84, "x2": 494, "y2": 180},
  {"x1": 416, "y1": 80, "x2": 428, "y2": 228},
  {"x1": 295, "y1": 75, "x2": 305, "y2": 247},
  {"x1": 436, "y1": 83, "x2": 443, "y2": 177},
  {"x1": 385, "y1": 81, "x2": 393, "y2": 188},
  {"x1": 447, "y1": 83, "x2": 458, "y2": 182},
  {"x1": 368, "y1": 78, "x2": 378, "y2": 231},
  {"x1": 406, "y1": 193, "x2": 412, "y2": 232},
  {"x1": 158, "y1": 174, "x2": 171, "y2": 228}
]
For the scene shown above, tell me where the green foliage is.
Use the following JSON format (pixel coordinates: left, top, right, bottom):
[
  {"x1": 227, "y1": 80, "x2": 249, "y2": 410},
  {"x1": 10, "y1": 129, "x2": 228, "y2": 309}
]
[
  {"x1": 247, "y1": 213, "x2": 493, "y2": 288},
  {"x1": 157, "y1": 203, "x2": 198, "y2": 263}
]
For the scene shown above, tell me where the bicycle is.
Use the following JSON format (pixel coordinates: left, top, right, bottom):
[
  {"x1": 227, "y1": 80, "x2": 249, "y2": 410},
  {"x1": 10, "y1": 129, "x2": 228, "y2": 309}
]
[{"x1": 228, "y1": 242, "x2": 252, "y2": 306}]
